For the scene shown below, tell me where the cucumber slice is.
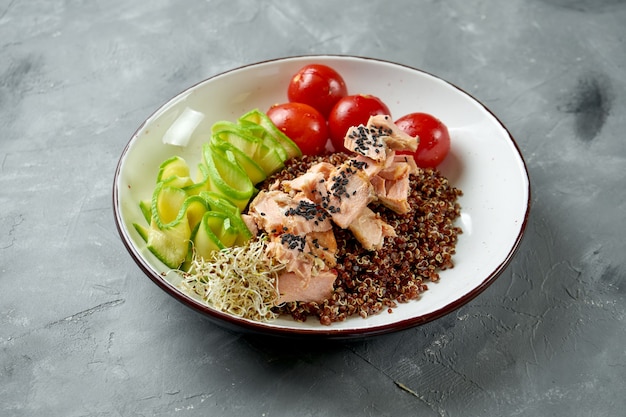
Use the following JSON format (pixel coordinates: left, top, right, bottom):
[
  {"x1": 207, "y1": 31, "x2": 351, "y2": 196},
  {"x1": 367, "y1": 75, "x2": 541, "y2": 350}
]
[
  {"x1": 183, "y1": 195, "x2": 209, "y2": 232},
  {"x1": 133, "y1": 222, "x2": 149, "y2": 242},
  {"x1": 253, "y1": 146, "x2": 285, "y2": 175},
  {"x1": 211, "y1": 128, "x2": 286, "y2": 175},
  {"x1": 195, "y1": 162, "x2": 208, "y2": 183},
  {"x1": 147, "y1": 218, "x2": 191, "y2": 269},
  {"x1": 200, "y1": 191, "x2": 254, "y2": 242},
  {"x1": 217, "y1": 217, "x2": 238, "y2": 247},
  {"x1": 237, "y1": 119, "x2": 268, "y2": 139},
  {"x1": 139, "y1": 199, "x2": 152, "y2": 224},
  {"x1": 207, "y1": 141, "x2": 267, "y2": 185},
  {"x1": 236, "y1": 117, "x2": 288, "y2": 162},
  {"x1": 151, "y1": 183, "x2": 209, "y2": 231},
  {"x1": 157, "y1": 156, "x2": 192, "y2": 183},
  {"x1": 202, "y1": 212, "x2": 238, "y2": 247},
  {"x1": 193, "y1": 212, "x2": 226, "y2": 260},
  {"x1": 203, "y1": 211, "x2": 228, "y2": 233},
  {"x1": 239, "y1": 109, "x2": 302, "y2": 160},
  {"x1": 144, "y1": 194, "x2": 206, "y2": 269},
  {"x1": 211, "y1": 129, "x2": 262, "y2": 160},
  {"x1": 210, "y1": 120, "x2": 240, "y2": 134},
  {"x1": 183, "y1": 164, "x2": 211, "y2": 196},
  {"x1": 213, "y1": 119, "x2": 266, "y2": 142},
  {"x1": 152, "y1": 183, "x2": 187, "y2": 227},
  {"x1": 202, "y1": 142, "x2": 255, "y2": 211},
  {"x1": 200, "y1": 191, "x2": 238, "y2": 214},
  {"x1": 161, "y1": 175, "x2": 194, "y2": 189}
]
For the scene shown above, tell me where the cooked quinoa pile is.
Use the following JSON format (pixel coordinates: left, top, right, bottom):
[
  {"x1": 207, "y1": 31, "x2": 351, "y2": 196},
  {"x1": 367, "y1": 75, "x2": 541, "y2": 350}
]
[{"x1": 257, "y1": 153, "x2": 463, "y2": 325}]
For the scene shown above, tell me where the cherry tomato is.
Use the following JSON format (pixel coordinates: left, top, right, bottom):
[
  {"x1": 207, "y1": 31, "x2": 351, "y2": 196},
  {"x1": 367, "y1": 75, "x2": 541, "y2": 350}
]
[
  {"x1": 266, "y1": 102, "x2": 328, "y2": 156},
  {"x1": 287, "y1": 64, "x2": 347, "y2": 118},
  {"x1": 395, "y1": 112, "x2": 450, "y2": 168},
  {"x1": 328, "y1": 94, "x2": 391, "y2": 153}
]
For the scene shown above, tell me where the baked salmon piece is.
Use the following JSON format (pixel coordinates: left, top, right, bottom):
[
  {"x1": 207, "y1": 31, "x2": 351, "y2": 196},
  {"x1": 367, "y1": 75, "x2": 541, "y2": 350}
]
[
  {"x1": 352, "y1": 154, "x2": 384, "y2": 179},
  {"x1": 266, "y1": 229, "x2": 337, "y2": 300},
  {"x1": 367, "y1": 115, "x2": 418, "y2": 152},
  {"x1": 323, "y1": 161, "x2": 375, "y2": 229},
  {"x1": 283, "y1": 170, "x2": 326, "y2": 202},
  {"x1": 344, "y1": 125, "x2": 389, "y2": 162},
  {"x1": 371, "y1": 175, "x2": 411, "y2": 214},
  {"x1": 393, "y1": 153, "x2": 419, "y2": 175},
  {"x1": 283, "y1": 196, "x2": 332, "y2": 235},
  {"x1": 370, "y1": 155, "x2": 417, "y2": 214},
  {"x1": 248, "y1": 190, "x2": 290, "y2": 235},
  {"x1": 248, "y1": 190, "x2": 332, "y2": 236},
  {"x1": 283, "y1": 162, "x2": 334, "y2": 208},
  {"x1": 307, "y1": 229, "x2": 337, "y2": 267},
  {"x1": 240, "y1": 213, "x2": 258, "y2": 236},
  {"x1": 266, "y1": 233, "x2": 313, "y2": 281},
  {"x1": 276, "y1": 269, "x2": 337, "y2": 304},
  {"x1": 348, "y1": 206, "x2": 396, "y2": 251},
  {"x1": 344, "y1": 115, "x2": 418, "y2": 162}
]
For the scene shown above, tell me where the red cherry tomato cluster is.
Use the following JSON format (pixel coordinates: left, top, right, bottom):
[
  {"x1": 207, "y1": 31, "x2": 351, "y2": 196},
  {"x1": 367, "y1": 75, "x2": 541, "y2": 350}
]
[{"x1": 267, "y1": 64, "x2": 451, "y2": 168}]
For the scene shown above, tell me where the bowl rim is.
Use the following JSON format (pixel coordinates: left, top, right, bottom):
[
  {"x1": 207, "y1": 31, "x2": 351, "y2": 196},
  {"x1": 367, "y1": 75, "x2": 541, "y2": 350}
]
[{"x1": 112, "y1": 54, "x2": 531, "y2": 340}]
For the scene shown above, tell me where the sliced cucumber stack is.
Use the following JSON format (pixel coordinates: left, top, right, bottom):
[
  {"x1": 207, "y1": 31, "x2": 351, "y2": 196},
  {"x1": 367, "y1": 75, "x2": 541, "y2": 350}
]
[{"x1": 134, "y1": 109, "x2": 302, "y2": 269}]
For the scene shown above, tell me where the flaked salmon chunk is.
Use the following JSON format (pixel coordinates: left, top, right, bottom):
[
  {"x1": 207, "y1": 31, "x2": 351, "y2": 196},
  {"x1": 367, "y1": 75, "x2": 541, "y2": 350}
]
[
  {"x1": 372, "y1": 175, "x2": 411, "y2": 214},
  {"x1": 283, "y1": 164, "x2": 332, "y2": 209},
  {"x1": 249, "y1": 190, "x2": 331, "y2": 235},
  {"x1": 352, "y1": 154, "x2": 384, "y2": 179},
  {"x1": 367, "y1": 114, "x2": 419, "y2": 152},
  {"x1": 393, "y1": 153, "x2": 419, "y2": 176},
  {"x1": 323, "y1": 161, "x2": 375, "y2": 229},
  {"x1": 344, "y1": 125, "x2": 390, "y2": 162},
  {"x1": 276, "y1": 269, "x2": 337, "y2": 304},
  {"x1": 344, "y1": 115, "x2": 418, "y2": 162},
  {"x1": 283, "y1": 170, "x2": 326, "y2": 202},
  {"x1": 308, "y1": 230, "x2": 338, "y2": 267},
  {"x1": 248, "y1": 190, "x2": 290, "y2": 234},
  {"x1": 370, "y1": 155, "x2": 416, "y2": 214},
  {"x1": 348, "y1": 206, "x2": 396, "y2": 251},
  {"x1": 283, "y1": 196, "x2": 333, "y2": 235},
  {"x1": 266, "y1": 233, "x2": 313, "y2": 281}
]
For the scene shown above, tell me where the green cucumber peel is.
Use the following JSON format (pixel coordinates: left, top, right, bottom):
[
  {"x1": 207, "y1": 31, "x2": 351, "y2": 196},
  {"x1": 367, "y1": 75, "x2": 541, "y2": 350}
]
[
  {"x1": 202, "y1": 142, "x2": 255, "y2": 210},
  {"x1": 200, "y1": 191, "x2": 253, "y2": 241},
  {"x1": 139, "y1": 199, "x2": 152, "y2": 224},
  {"x1": 151, "y1": 183, "x2": 209, "y2": 230},
  {"x1": 157, "y1": 155, "x2": 191, "y2": 183},
  {"x1": 238, "y1": 109, "x2": 302, "y2": 159},
  {"x1": 193, "y1": 211, "x2": 226, "y2": 259},
  {"x1": 208, "y1": 141, "x2": 267, "y2": 185},
  {"x1": 146, "y1": 218, "x2": 191, "y2": 269},
  {"x1": 133, "y1": 222, "x2": 149, "y2": 242}
]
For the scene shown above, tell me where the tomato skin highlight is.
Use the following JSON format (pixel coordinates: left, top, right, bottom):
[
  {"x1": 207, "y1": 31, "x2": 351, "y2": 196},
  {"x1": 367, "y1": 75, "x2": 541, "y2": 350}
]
[
  {"x1": 328, "y1": 94, "x2": 391, "y2": 153},
  {"x1": 395, "y1": 112, "x2": 451, "y2": 168},
  {"x1": 266, "y1": 102, "x2": 328, "y2": 156},
  {"x1": 287, "y1": 64, "x2": 347, "y2": 118}
]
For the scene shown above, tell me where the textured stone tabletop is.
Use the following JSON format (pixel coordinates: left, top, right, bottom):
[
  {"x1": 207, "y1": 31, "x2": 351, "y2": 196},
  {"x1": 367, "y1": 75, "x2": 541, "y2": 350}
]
[{"x1": 2, "y1": 1, "x2": 625, "y2": 416}]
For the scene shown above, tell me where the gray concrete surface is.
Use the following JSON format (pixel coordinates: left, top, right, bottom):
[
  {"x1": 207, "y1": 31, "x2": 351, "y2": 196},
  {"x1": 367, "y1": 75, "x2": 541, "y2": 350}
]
[{"x1": 2, "y1": 1, "x2": 625, "y2": 416}]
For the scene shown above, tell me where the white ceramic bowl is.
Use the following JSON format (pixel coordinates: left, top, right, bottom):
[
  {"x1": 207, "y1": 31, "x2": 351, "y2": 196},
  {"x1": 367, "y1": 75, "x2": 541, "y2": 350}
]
[{"x1": 113, "y1": 55, "x2": 530, "y2": 339}]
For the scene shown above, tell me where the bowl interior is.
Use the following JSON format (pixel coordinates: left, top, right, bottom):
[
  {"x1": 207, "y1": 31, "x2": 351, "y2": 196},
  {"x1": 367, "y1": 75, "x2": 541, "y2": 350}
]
[{"x1": 114, "y1": 55, "x2": 530, "y2": 337}]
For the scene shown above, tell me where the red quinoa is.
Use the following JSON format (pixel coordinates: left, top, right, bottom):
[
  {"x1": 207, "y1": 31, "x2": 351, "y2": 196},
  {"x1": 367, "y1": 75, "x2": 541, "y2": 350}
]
[{"x1": 257, "y1": 153, "x2": 462, "y2": 325}]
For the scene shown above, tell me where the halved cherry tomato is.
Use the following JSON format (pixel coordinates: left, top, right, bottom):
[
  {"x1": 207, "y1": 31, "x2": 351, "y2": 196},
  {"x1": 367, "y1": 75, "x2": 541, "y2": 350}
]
[
  {"x1": 267, "y1": 102, "x2": 328, "y2": 156},
  {"x1": 288, "y1": 64, "x2": 347, "y2": 118},
  {"x1": 395, "y1": 112, "x2": 450, "y2": 168},
  {"x1": 328, "y1": 94, "x2": 391, "y2": 153}
]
